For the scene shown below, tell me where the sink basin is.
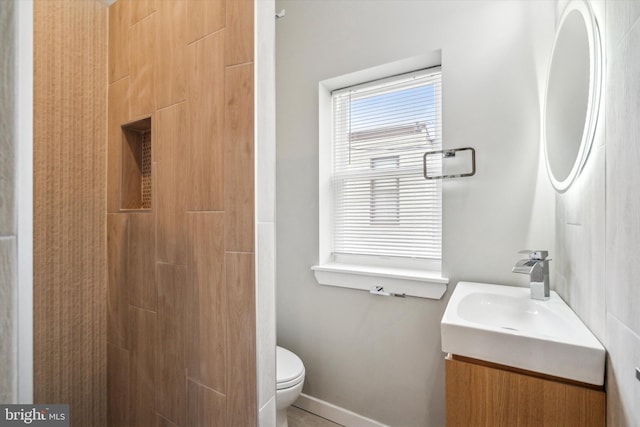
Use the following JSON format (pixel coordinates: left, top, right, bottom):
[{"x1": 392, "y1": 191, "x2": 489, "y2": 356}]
[{"x1": 441, "y1": 281, "x2": 605, "y2": 385}]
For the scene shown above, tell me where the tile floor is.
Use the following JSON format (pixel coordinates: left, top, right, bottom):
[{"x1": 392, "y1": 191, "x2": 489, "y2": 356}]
[{"x1": 288, "y1": 406, "x2": 344, "y2": 427}]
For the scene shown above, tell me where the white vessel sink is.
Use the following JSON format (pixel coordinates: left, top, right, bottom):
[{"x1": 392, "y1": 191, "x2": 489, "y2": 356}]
[{"x1": 441, "y1": 281, "x2": 605, "y2": 385}]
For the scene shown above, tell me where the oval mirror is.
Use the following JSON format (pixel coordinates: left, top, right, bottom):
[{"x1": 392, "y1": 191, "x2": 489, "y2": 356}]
[{"x1": 543, "y1": 0, "x2": 601, "y2": 192}]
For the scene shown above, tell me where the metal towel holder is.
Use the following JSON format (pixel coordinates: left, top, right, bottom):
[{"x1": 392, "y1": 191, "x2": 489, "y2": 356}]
[{"x1": 423, "y1": 146, "x2": 476, "y2": 180}]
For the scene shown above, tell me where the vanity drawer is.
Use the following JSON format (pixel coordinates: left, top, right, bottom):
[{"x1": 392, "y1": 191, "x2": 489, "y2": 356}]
[{"x1": 445, "y1": 355, "x2": 605, "y2": 427}]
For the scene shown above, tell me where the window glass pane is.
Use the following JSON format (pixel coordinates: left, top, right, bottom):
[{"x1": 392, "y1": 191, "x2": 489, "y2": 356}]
[{"x1": 332, "y1": 68, "x2": 442, "y2": 260}]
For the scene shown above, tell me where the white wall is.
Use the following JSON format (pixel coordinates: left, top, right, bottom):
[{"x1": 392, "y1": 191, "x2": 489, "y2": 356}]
[
  {"x1": 554, "y1": 0, "x2": 640, "y2": 425},
  {"x1": 275, "y1": 1, "x2": 555, "y2": 425},
  {"x1": 255, "y1": 0, "x2": 277, "y2": 425}
]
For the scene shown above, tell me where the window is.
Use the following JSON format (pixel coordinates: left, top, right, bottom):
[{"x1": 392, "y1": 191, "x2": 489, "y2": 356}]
[
  {"x1": 313, "y1": 61, "x2": 448, "y2": 300},
  {"x1": 332, "y1": 68, "x2": 442, "y2": 263}
]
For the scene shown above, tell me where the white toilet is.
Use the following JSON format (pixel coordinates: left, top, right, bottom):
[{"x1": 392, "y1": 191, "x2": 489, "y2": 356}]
[{"x1": 276, "y1": 346, "x2": 305, "y2": 427}]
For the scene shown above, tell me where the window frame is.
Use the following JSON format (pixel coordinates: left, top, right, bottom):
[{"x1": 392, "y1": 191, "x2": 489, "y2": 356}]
[{"x1": 313, "y1": 53, "x2": 449, "y2": 300}]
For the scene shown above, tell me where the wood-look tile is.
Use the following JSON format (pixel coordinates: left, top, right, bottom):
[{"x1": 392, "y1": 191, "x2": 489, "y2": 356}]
[
  {"x1": 185, "y1": 0, "x2": 225, "y2": 44},
  {"x1": 130, "y1": 15, "x2": 155, "y2": 119},
  {"x1": 156, "y1": 414, "x2": 178, "y2": 427},
  {"x1": 128, "y1": 213, "x2": 156, "y2": 311},
  {"x1": 186, "y1": 380, "x2": 226, "y2": 427},
  {"x1": 185, "y1": 212, "x2": 227, "y2": 392},
  {"x1": 108, "y1": 0, "x2": 129, "y2": 83},
  {"x1": 154, "y1": 0, "x2": 186, "y2": 109},
  {"x1": 34, "y1": 0, "x2": 107, "y2": 423},
  {"x1": 224, "y1": 64, "x2": 254, "y2": 252},
  {"x1": 225, "y1": 252, "x2": 257, "y2": 426},
  {"x1": 104, "y1": 0, "x2": 258, "y2": 423},
  {"x1": 186, "y1": 32, "x2": 225, "y2": 211},
  {"x1": 107, "y1": 78, "x2": 130, "y2": 213},
  {"x1": 155, "y1": 103, "x2": 187, "y2": 265},
  {"x1": 107, "y1": 214, "x2": 128, "y2": 348},
  {"x1": 129, "y1": 306, "x2": 157, "y2": 427},
  {"x1": 156, "y1": 263, "x2": 187, "y2": 426},
  {"x1": 225, "y1": 0, "x2": 253, "y2": 66},
  {"x1": 107, "y1": 343, "x2": 129, "y2": 427},
  {"x1": 130, "y1": 0, "x2": 156, "y2": 26}
]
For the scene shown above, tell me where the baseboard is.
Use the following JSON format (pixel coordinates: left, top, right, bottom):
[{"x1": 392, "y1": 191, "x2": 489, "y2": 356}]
[{"x1": 293, "y1": 393, "x2": 389, "y2": 427}]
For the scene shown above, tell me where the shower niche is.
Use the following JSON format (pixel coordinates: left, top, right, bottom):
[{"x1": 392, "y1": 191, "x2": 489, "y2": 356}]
[{"x1": 121, "y1": 117, "x2": 152, "y2": 210}]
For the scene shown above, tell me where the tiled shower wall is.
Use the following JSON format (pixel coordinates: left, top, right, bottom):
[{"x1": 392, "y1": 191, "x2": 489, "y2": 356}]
[
  {"x1": 106, "y1": 1, "x2": 257, "y2": 426},
  {"x1": 0, "y1": 0, "x2": 16, "y2": 405},
  {"x1": 33, "y1": 1, "x2": 107, "y2": 424},
  {"x1": 554, "y1": 0, "x2": 640, "y2": 425},
  {"x1": 603, "y1": 1, "x2": 640, "y2": 423}
]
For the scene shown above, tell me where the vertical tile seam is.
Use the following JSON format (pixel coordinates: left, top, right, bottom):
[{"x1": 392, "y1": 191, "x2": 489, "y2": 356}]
[{"x1": 224, "y1": 251, "x2": 231, "y2": 418}]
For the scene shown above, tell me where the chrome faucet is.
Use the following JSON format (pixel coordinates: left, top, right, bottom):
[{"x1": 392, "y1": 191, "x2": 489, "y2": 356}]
[{"x1": 512, "y1": 250, "x2": 551, "y2": 301}]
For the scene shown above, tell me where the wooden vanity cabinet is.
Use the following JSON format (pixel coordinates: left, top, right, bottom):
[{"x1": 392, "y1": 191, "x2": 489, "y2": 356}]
[{"x1": 445, "y1": 354, "x2": 605, "y2": 427}]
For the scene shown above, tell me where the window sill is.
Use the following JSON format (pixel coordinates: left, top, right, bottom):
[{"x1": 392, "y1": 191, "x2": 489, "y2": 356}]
[{"x1": 311, "y1": 263, "x2": 449, "y2": 300}]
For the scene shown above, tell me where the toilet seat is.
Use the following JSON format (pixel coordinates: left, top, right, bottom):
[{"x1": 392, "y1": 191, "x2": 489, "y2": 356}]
[{"x1": 276, "y1": 346, "x2": 305, "y2": 390}]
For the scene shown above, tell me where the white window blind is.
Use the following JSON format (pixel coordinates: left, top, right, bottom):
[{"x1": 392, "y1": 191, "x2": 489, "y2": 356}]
[{"x1": 331, "y1": 67, "x2": 442, "y2": 261}]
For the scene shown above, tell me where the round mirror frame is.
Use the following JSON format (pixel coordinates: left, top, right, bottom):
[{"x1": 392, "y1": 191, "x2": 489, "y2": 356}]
[{"x1": 543, "y1": 0, "x2": 602, "y2": 193}]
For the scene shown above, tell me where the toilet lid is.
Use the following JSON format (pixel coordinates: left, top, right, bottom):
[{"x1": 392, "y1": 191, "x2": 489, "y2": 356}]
[{"x1": 276, "y1": 346, "x2": 305, "y2": 390}]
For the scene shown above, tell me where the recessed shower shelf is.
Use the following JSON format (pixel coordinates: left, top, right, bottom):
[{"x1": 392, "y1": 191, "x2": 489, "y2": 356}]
[{"x1": 120, "y1": 117, "x2": 152, "y2": 211}]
